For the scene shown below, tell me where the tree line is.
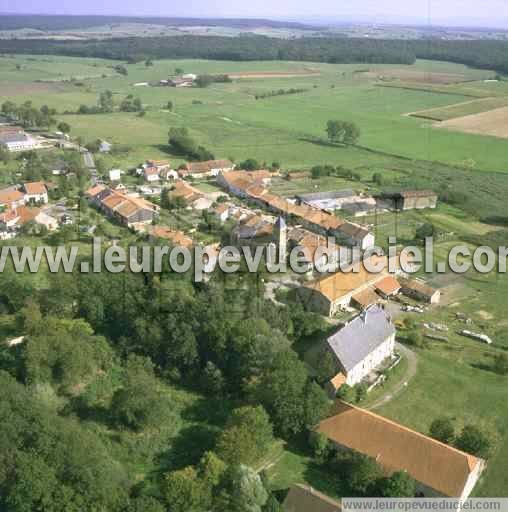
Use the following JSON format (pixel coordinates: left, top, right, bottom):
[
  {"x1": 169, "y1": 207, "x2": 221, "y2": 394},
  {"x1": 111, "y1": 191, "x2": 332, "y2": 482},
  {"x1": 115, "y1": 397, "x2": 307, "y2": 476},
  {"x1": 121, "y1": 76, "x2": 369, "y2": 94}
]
[{"x1": 2, "y1": 36, "x2": 508, "y2": 72}]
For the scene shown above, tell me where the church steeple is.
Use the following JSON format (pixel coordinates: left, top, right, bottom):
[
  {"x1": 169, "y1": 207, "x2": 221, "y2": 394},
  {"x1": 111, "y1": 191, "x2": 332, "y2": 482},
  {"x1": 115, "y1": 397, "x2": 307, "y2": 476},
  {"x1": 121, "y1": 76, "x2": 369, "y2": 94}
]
[{"x1": 274, "y1": 216, "x2": 287, "y2": 262}]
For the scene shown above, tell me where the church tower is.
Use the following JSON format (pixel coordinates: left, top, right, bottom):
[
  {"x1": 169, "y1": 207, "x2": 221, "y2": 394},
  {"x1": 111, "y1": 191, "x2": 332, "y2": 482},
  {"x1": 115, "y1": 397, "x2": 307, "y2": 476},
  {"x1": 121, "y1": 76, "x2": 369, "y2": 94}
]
[{"x1": 274, "y1": 216, "x2": 287, "y2": 262}]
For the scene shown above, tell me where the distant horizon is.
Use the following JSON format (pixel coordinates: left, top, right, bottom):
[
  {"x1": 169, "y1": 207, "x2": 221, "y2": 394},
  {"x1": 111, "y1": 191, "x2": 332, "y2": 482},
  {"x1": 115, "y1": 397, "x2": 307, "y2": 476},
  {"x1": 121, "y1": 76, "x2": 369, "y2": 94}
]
[{"x1": 1, "y1": 6, "x2": 508, "y2": 31}]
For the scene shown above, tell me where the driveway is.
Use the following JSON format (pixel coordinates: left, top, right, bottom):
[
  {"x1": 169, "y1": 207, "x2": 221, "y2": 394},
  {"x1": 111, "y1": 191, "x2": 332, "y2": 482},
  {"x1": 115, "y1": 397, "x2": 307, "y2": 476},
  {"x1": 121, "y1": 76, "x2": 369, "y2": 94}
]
[{"x1": 366, "y1": 342, "x2": 418, "y2": 411}]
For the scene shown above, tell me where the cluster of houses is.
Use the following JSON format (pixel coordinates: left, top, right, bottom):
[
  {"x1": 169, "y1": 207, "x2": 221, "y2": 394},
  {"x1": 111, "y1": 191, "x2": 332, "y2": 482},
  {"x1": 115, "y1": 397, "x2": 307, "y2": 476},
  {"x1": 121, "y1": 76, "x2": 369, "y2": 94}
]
[
  {"x1": 298, "y1": 254, "x2": 440, "y2": 317},
  {"x1": 133, "y1": 159, "x2": 235, "y2": 184},
  {"x1": 85, "y1": 185, "x2": 160, "y2": 228},
  {"x1": 0, "y1": 182, "x2": 60, "y2": 238},
  {"x1": 216, "y1": 170, "x2": 375, "y2": 250}
]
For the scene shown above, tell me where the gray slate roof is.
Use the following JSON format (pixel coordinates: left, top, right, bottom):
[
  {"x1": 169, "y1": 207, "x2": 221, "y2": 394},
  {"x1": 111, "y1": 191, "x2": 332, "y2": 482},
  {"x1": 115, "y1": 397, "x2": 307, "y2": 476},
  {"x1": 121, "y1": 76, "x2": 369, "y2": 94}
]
[
  {"x1": 327, "y1": 305, "x2": 395, "y2": 371},
  {"x1": 0, "y1": 132, "x2": 28, "y2": 144}
]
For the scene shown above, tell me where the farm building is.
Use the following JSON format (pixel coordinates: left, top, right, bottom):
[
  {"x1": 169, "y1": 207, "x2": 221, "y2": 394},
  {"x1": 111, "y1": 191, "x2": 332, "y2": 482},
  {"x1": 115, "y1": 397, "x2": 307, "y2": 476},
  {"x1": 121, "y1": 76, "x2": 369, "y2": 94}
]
[
  {"x1": 167, "y1": 181, "x2": 203, "y2": 205},
  {"x1": 0, "y1": 127, "x2": 37, "y2": 152},
  {"x1": 401, "y1": 278, "x2": 441, "y2": 303},
  {"x1": 296, "y1": 190, "x2": 355, "y2": 211},
  {"x1": 297, "y1": 259, "x2": 387, "y2": 316},
  {"x1": 230, "y1": 214, "x2": 275, "y2": 248},
  {"x1": 317, "y1": 402, "x2": 486, "y2": 498},
  {"x1": 282, "y1": 484, "x2": 341, "y2": 512},
  {"x1": 388, "y1": 190, "x2": 438, "y2": 211},
  {"x1": 179, "y1": 159, "x2": 235, "y2": 178},
  {"x1": 85, "y1": 186, "x2": 159, "y2": 226},
  {"x1": 326, "y1": 305, "x2": 396, "y2": 388},
  {"x1": 374, "y1": 275, "x2": 401, "y2": 298}
]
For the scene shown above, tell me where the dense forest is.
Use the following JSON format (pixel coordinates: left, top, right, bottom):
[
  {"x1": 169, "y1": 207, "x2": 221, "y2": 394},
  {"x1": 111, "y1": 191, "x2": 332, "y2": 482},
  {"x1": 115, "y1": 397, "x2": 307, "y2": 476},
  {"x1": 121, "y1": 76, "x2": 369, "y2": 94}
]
[
  {"x1": 0, "y1": 14, "x2": 315, "y2": 31},
  {"x1": 1, "y1": 35, "x2": 508, "y2": 72},
  {"x1": 0, "y1": 253, "x2": 332, "y2": 510}
]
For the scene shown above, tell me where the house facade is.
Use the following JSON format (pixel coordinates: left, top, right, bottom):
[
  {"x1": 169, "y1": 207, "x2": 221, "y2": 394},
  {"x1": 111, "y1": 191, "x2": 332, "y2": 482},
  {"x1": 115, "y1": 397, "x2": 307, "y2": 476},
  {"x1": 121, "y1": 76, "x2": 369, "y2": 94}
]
[
  {"x1": 23, "y1": 182, "x2": 49, "y2": 204},
  {"x1": 326, "y1": 305, "x2": 396, "y2": 387},
  {"x1": 0, "y1": 188, "x2": 25, "y2": 209}
]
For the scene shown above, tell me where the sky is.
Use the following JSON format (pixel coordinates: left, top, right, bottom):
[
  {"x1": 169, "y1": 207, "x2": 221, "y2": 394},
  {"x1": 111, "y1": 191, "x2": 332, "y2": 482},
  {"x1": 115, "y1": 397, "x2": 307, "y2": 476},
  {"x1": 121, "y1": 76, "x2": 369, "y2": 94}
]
[{"x1": 2, "y1": 0, "x2": 508, "y2": 28}]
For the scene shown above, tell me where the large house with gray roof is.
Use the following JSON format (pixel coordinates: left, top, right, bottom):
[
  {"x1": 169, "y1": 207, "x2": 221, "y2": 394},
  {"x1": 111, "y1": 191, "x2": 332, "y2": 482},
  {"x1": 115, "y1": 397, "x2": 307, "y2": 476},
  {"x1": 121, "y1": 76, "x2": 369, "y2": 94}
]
[{"x1": 326, "y1": 305, "x2": 395, "y2": 388}]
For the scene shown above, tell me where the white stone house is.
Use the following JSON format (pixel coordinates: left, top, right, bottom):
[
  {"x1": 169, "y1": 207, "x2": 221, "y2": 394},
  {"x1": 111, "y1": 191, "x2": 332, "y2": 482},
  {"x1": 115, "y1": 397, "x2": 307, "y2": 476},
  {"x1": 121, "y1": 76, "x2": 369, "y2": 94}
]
[
  {"x1": 326, "y1": 305, "x2": 395, "y2": 387},
  {"x1": 23, "y1": 182, "x2": 48, "y2": 204},
  {"x1": 109, "y1": 169, "x2": 122, "y2": 182}
]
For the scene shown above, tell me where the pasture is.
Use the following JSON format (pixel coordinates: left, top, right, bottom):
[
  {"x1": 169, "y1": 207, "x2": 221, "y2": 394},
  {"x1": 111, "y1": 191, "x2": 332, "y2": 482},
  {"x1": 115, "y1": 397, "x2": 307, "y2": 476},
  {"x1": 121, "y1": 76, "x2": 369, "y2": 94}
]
[{"x1": 2, "y1": 54, "x2": 508, "y2": 171}]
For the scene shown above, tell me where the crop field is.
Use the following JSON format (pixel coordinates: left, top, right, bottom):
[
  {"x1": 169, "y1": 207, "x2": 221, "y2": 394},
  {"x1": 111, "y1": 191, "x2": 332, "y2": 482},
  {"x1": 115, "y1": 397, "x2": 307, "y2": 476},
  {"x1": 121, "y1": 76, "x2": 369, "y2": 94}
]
[
  {"x1": 407, "y1": 96, "x2": 508, "y2": 121},
  {"x1": 437, "y1": 106, "x2": 508, "y2": 139},
  {"x1": 359, "y1": 68, "x2": 470, "y2": 84}
]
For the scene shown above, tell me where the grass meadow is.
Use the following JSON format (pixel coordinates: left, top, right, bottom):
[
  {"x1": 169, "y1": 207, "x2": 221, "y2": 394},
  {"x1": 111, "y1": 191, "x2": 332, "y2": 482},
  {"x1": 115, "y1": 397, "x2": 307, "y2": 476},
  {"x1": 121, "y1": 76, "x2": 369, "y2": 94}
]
[{"x1": 1, "y1": 55, "x2": 508, "y2": 170}]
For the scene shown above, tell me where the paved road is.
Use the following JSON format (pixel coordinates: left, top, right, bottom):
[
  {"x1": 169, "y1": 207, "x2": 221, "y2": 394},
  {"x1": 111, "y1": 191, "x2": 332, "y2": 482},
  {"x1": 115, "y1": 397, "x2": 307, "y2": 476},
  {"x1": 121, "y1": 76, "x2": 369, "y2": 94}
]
[{"x1": 367, "y1": 342, "x2": 418, "y2": 411}]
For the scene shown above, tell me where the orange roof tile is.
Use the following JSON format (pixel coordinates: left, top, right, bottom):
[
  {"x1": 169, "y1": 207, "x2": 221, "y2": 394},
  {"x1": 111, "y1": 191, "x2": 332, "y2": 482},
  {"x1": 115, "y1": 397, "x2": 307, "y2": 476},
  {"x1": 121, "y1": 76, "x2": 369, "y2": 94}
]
[
  {"x1": 317, "y1": 402, "x2": 482, "y2": 497},
  {"x1": 24, "y1": 181, "x2": 47, "y2": 195},
  {"x1": 351, "y1": 287, "x2": 380, "y2": 309},
  {"x1": 85, "y1": 184, "x2": 106, "y2": 198},
  {"x1": 375, "y1": 275, "x2": 401, "y2": 296},
  {"x1": 0, "y1": 188, "x2": 24, "y2": 205}
]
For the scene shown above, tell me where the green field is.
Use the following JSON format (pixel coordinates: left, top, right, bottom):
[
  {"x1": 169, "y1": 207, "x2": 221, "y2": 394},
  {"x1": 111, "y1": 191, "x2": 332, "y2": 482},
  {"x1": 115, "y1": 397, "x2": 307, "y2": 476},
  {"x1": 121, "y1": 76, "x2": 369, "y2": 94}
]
[
  {"x1": 2, "y1": 55, "x2": 508, "y2": 171},
  {"x1": 409, "y1": 96, "x2": 508, "y2": 121}
]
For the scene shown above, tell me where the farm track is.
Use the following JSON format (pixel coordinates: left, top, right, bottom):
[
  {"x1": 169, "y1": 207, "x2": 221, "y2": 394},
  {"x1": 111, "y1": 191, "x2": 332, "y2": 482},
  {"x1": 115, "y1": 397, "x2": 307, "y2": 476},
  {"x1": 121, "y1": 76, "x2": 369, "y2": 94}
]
[{"x1": 367, "y1": 343, "x2": 418, "y2": 411}]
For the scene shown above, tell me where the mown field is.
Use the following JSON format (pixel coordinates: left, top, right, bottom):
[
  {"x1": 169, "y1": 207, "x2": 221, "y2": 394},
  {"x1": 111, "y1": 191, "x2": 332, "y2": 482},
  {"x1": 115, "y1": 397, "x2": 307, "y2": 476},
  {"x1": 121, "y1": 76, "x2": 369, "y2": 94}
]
[{"x1": 1, "y1": 55, "x2": 508, "y2": 171}]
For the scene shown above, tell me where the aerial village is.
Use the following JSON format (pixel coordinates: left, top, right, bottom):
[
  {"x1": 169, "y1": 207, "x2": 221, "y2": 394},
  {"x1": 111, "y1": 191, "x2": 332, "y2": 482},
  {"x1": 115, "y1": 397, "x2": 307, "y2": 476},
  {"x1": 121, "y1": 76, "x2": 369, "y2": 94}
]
[{"x1": 0, "y1": 115, "x2": 492, "y2": 505}]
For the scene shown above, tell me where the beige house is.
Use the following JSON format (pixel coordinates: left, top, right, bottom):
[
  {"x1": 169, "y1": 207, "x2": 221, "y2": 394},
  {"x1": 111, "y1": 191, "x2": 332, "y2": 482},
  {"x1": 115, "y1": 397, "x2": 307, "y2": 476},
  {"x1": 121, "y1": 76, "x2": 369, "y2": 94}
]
[
  {"x1": 317, "y1": 402, "x2": 486, "y2": 499},
  {"x1": 23, "y1": 182, "x2": 49, "y2": 204}
]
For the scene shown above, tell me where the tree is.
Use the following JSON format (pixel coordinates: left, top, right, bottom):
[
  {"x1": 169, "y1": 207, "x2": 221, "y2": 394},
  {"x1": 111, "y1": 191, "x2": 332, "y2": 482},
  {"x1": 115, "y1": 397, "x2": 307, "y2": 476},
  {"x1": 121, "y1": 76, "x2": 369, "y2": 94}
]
[
  {"x1": 162, "y1": 466, "x2": 208, "y2": 512},
  {"x1": 493, "y1": 353, "x2": 508, "y2": 375},
  {"x1": 166, "y1": 100, "x2": 174, "y2": 111},
  {"x1": 308, "y1": 431, "x2": 330, "y2": 462},
  {"x1": 372, "y1": 172, "x2": 385, "y2": 186},
  {"x1": 128, "y1": 496, "x2": 165, "y2": 512},
  {"x1": 239, "y1": 158, "x2": 261, "y2": 171},
  {"x1": 220, "y1": 465, "x2": 268, "y2": 512},
  {"x1": 379, "y1": 471, "x2": 416, "y2": 497},
  {"x1": 347, "y1": 453, "x2": 382, "y2": 495},
  {"x1": 145, "y1": 58, "x2": 153, "y2": 66},
  {"x1": 257, "y1": 350, "x2": 329, "y2": 437},
  {"x1": 326, "y1": 120, "x2": 360, "y2": 145},
  {"x1": 316, "y1": 349, "x2": 337, "y2": 383},
  {"x1": 415, "y1": 222, "x2": 436, "y2": 242},
  {"x1": 57, "y1": 121, "x2": 71, "y2": 134},
  {"x1": 196, "y1": 75, "x2": 214, "y2": 88},
  {"x1": 175, "y1": 67, "x2": 184, "y2": 75},
  {"x1": 217, "y1": 406, "x2": 274, "y2": 466},
  {"x1": 99, "y1": 90, "x2": 114, "y2": 112},
  {"x1": 0, "y1": 143, "x2": 10, "y2": 165},
  {"x1": 110, "y1": 355, "x2": 168, "y2": 430},
  {"x1": 455, "y1": 425, "x2": 492, "y2": 458},
  {"x1": 198, "y1": 451, "x2": 227, "y2": 488},
  {"x1": 429, "y1": 417, "x2": 455, "y2": 444}
]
